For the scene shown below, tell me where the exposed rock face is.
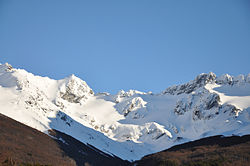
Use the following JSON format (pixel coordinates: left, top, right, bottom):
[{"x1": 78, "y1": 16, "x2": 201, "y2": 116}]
[
  {"x1": 112, "y1": 121, "x2": 172, "y2": 142},
  {"x1": 216, "y1": 74, "x2": 233, "y2": 85},
  {"x1": 58, "y1": 75, "x2": 94, "y2": 104},
  {"x1": 114, "y1": 90, "x2": 146, "y2": 103},
  {"x1": 163, "y1": 72, "x2": 216, "y2": 95},
  {"x1": 174, "y1": 90, "x2": 218, "y2": 120},
  {"x1": 120, "y1": 97, "x2": 146, "y2": 117},
  {"x1": 174, "y1": 100, "x2": 189, "y2": 115},
  {"x1": 163, "y1": 72, "x2": 250, "y2": 95},
  {"x1": 174, "y1": 89, "x2": 242, "y2": 121},
  {"x1": 205, "y1": 93, "x2": 220, "y2": 110},
  {"x1": 219, "y1": 104, "x2": 241, "y2": 117},
  {"x1": 4, "y1": 63, "x2": 13, "y2": 71},
  {"x1": 141, "y1": 122, "x2": 172, "y2": 140},
  {"x1": 0, "y1": 63, "x2": 13, "y2": 73},
  {"x1": 174, "y1": 90, "x2": 220, "y2": 115},
  {"x1": 56, "y1": 111, "x2": 74, "y2": 127},
  {"x1": 216, "y1": 74, "x2": 250, "y2": 85},
  {"x1": 166, "y1": 72, "x2": 249, "y2": 122},
  {"x1": 114, "y1": 95, "x2": 148, "y2": 120}
]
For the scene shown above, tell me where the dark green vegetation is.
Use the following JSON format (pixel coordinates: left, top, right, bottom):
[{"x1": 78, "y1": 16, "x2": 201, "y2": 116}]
[
  {"x1": 0, "y1": 113, "x2": 129, "y2": 166},
  {"x1": 135, "y1": 135, "x2": 250, "y2": 166}
]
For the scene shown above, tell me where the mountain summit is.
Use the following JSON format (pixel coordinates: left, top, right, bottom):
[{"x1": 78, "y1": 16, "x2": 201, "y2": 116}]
[{"x1": 0, "y1": 63, "x2": 249, "y2": 161}]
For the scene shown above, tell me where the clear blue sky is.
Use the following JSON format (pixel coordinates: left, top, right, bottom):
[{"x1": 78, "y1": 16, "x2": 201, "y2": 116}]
[{"x1": 0, "y1": 0, "x2": 250, "y2": 94}]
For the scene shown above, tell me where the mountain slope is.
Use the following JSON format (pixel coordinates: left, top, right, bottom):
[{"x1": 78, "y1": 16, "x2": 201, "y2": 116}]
[
  {"x1": 0, "y1": 113, "x2": 129, "y2": 166},
  {"x1": 0, "y1": 63, "x2": 250, "y2": 161},
  {"x1": 135, "y1": 134, "x2": 250, "y2": 166}
]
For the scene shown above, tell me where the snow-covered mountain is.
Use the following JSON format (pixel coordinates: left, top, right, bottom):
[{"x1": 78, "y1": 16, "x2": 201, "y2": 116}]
[{"x1": 0, "y1": 63, "x2": 250, "y2": 161}]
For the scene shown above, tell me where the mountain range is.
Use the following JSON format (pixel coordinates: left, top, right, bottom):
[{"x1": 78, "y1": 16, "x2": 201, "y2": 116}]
[{"x1": 0, "y1": 62, "x2": 250, "y2": 164}]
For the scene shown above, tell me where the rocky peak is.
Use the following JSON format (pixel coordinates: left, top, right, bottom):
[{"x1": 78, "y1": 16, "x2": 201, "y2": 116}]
[
  {"x1": 194, "y1": 72, "x2": 216, "y2": 85},
  {"x1": 57, "y1": 74, "x2": 94, "y2": 104},
  {"x1": 163, "y1": 72, "x2": 250, "y2": 95},
  {"x1": 0, "y1": 63, "x2": 13, "y2": 73},
  {"x1": 216, "y1": 73, "x2": 250, "y2": 85},
  {"x1": 163, "y1": 72, "x2": 216, "y2": 95},
  {"x1": 216, "y1": 74, "x2": 233, "y2": 85}
]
